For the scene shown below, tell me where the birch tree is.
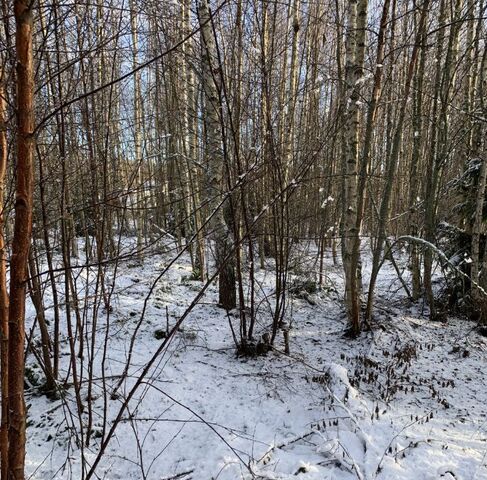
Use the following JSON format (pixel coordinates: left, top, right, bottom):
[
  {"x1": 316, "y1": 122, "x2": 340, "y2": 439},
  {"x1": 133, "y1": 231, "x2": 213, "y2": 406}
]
[
  {"x1": 199, "y1": 0, "x2": 236, "y2": 310},
  {"x1": 341, "y1": 0, "x2": 368, "y2": 335}
]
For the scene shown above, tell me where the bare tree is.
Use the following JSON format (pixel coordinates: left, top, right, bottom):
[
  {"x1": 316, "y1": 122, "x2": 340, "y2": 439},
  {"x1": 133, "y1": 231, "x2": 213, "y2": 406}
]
[
  {"x1": 340, "y1": 0, "x2": 368, "y2": 335},
  {"x1": 0, "y1": 62, "x2": 9, "y2": 480},
  {"x1": 198, "y1": 0, "x2": 236, "y2": 310},
  {"x1": 8, "y1": 1, "x2": 35, "y2": 478}
]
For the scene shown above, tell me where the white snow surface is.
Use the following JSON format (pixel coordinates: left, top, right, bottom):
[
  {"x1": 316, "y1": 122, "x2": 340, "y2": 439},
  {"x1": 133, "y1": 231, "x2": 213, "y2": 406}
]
[{"x1": 25, "y1": 238, "x2": 487, "y2": 480}]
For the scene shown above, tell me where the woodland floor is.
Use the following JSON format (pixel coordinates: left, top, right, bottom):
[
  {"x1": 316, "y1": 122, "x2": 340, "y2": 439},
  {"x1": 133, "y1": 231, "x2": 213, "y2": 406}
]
[{"x1": 25, "y1": 239, "x2": 487, "y2": 480}]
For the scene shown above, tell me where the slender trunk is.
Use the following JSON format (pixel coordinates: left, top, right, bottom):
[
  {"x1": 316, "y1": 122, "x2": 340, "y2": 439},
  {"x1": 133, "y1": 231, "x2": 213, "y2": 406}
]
[
  {"x1": 27, "y1": 250, "x2": 56, "y2": 393},
  {"x1": 352, "y1": 0, "x2": 390, "y2": 320},
  {"x1": 199, "y1": 0, "x2": 236, "y2": 310},
  {"x1": 408, "y1": 7, "x2": 427, "y2": 300},
  {"x1": 471, "y1": 47, "x2": 487, "y2": 320},
  {"x1": 0, "y1": 65, "x2": 9, "y2": 480},
  {"x1": 130, "y1": 0, "x2": 144, "y2": 255},
  {"x1": 9, "y1": 1, "x2": 35, "y2": 478},
  {"x1": 341, "y1": 0, "x2": 368, "y2": 335}
]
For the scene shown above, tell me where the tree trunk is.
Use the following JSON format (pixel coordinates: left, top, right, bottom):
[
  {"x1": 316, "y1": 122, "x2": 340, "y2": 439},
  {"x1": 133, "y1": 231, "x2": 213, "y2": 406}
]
[
  {"x1": 0, "y1": 65, "x2": 9, "y2": 480},
  {"x1": 198, "y1": 0, "x2": 236, "y2": 310},
  {"x1": 471, "y1": 46, "x2": 487, "y2": 320},
  {"x1": 8, "y1": 1, "x2": 35, "y2": 478},
  {"x1": 341, "y1": 0, "x2": 368, "y2": 335},
  {"x1": 351, "y1": 0, "x2": 390, "y2": 322},
  {"x1": 130, "y1": 0, "x2": 144, "y2": 256},
  {"x1": 408, "y1": 7, "x2": 427, "y2": 301}
]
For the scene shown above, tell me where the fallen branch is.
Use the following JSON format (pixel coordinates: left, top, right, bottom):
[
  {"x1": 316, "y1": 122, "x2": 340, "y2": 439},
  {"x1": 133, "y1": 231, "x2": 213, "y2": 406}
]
[
  {"x1": 161, "y1": 469, "x2": 194, "y2": 480},
  {"x1": 257, "y1": 430, "x2": 317, "y2": 464}
]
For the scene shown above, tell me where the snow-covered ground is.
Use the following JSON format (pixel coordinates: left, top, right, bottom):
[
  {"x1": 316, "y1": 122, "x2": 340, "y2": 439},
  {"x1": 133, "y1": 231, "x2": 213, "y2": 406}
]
[{"x1": 25, "y1": 239, "x2": 487, "y2": 479}]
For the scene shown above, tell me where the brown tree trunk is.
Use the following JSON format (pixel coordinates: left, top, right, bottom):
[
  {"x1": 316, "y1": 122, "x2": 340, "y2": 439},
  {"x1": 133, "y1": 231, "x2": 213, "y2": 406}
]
[
  {"x1": 0, "y1": 65, "x2": 9, "y2": 480},
  {"x1": 351, "y1": 0, "x2": 390, "y2": 324},
  {"x1": 8, "y1": 1, "x2": 35, "y2": 478},
  {"x1": 408, "y1": 7, "x2": 427, "y2": 301},
  {"x1": 27, "y1": 251, "x2": 56, "y2": 393}
]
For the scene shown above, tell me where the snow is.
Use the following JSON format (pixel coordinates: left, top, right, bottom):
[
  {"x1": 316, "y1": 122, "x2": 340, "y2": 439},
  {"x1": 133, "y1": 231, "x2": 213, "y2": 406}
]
[
  {"x1": 24, "y1": 238, "x2": 487, "y2": 480},
  {"x1": 321, "y1": 196, "x2": 335, "y2": 208}
]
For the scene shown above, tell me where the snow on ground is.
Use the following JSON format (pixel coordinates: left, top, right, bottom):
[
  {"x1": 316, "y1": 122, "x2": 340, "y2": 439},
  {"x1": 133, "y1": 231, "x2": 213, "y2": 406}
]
[{"x1": 25, "y1": 238, "x2": 487, "y2": 479}]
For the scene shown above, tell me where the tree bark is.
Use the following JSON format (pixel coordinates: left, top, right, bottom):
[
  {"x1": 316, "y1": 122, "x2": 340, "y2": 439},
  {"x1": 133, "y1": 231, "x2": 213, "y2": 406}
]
[
  {"x1": 198, "y1": 0, "x2": 236, "y2": 310},
  {"x1": 408, "y1": 5, "x2": 427, "y2": 301},
  {"x1": 341, "y1": 0, "x2": 368, "y2": 335},
  {"x1": 8, "y1": 1, "x2": 35, "y2": 478},
  {"x1": 0, "y1": 65, "x2": 9, "y2": 480},
  {"x1": 351, "y1": 0, "x2": 390, "y2": 323},
  {"x1": 471, "y1": 46, "x2": 487, "y2": 320}
]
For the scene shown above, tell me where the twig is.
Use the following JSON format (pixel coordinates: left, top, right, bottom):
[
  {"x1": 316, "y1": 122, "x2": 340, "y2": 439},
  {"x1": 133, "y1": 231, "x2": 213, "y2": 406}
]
[
  {"x1": 161, "y1": 469, "x2": 194, "y2": 480},
  {"x1": 257, "y1": 431, "x2": 317, "y2": 463}
]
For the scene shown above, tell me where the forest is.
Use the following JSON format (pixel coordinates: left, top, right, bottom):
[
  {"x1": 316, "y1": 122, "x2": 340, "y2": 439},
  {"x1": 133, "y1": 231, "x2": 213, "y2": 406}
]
[{"x1": 0, "y1": 0, "x2": 486, "y2": 478}]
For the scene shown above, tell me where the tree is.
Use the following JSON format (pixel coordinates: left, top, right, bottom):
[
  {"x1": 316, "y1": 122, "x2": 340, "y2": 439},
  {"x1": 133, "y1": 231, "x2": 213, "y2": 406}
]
[
  {"x1": 8, "y1": 0, "x2": 35, "y2": 478},
  {"x1": 198, "y1": 0, "x2": 236, "y2": 310},
  {"x1": 340, "y1": 0, "x2": 368, "y2": 335},
  {"x1": 0, "y1": 62, "x2": 9, "y2": 480},
  {"x1": 470, "y1": 47, "x2": 487, "y2": 320}
]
